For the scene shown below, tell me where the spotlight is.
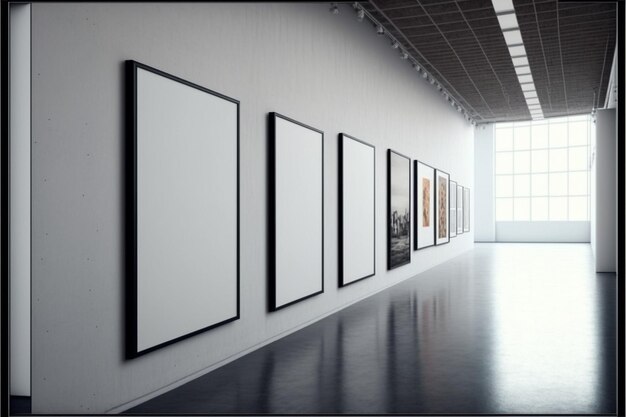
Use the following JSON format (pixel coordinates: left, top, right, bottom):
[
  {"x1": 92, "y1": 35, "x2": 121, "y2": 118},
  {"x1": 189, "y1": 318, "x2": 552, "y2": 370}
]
[
  {"x1": 457, "y1": 106, "x2": 463, "y2": 112},
  {"x1": 400, "y1": 51, "x2": 409, "y2": 60},
  {"x1": 422, "y1": 71, "x2": 428, "y2": 79},
  {"x1": 356, "y1": 9, "x2": 365, "y2": 22},
  {"x1": 330, "y1": 4, "x2": 339, "y2": 14},
  {"x1": 391, "y1": 41, "x2": 400, "y2": 49},
  {"x1": 429, "y1": 77, "x2": 436, "y2": 85},
  {"x1": 412, "y1": 62, "x2": 421, "y2": 72},
  {"x1": 450, "y1": 99, "x2": 455, "y2": 107},
  {"x1": 376, "y1": 25, "x2": 384, "y2": 35},
  {"x1": 436, "y1": 83, "x2": 442, "y2": 91},
  {"x1": 443, "y1": 93, "x2": 449, "y2": 100}
]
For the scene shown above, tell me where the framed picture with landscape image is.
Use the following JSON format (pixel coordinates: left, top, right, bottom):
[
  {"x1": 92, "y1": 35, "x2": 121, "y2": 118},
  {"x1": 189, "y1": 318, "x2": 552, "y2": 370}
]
[
  {"x1": 450, "y1": 180, "x2": 457, "y2": 238},
  {"x1": 435, "y1": 169, "x2": 450, "y2": 245},
  {"x1": 387, "y1": 149, "x2": 411, "y2": 270},
  {"x1": 414, "y1": 160, "x2": 435, "y2": 250}
]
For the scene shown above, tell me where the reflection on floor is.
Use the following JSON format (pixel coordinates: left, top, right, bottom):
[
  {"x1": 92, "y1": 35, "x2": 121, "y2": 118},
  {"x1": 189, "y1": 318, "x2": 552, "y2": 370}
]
[{"x1": 128, "y1": 243, "x2": 616, "y2": 414}]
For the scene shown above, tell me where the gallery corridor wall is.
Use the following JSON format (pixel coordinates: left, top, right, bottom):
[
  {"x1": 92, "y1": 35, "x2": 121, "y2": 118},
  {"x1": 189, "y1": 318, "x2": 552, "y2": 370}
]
[{"x1": 30, "y1": 3, "x2": 474, "y2": 412}]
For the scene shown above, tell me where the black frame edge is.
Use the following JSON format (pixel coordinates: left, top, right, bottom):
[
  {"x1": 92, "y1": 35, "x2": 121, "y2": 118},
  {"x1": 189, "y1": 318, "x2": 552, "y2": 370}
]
[{"x1": 2, "y1": 0, "x2": 11, "y2": 414}]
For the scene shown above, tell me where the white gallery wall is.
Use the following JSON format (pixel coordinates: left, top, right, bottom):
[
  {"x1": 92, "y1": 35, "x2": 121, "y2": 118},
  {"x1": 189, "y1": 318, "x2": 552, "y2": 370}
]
[
  {"x1": 30, "y1": 3, "x2": 474, "y2": 413},
  {"x1": 591, "y1": 109, "x2": 616, "y2": 272},
  {"x1": 474, "y1": 124, "x2": 495, "y2": 242}
]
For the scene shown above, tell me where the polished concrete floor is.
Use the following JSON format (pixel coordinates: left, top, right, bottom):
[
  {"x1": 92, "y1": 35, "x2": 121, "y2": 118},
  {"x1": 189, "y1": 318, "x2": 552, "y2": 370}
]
[{"x1": 129, "y1": 244, "x2": 616, "y2": 414}]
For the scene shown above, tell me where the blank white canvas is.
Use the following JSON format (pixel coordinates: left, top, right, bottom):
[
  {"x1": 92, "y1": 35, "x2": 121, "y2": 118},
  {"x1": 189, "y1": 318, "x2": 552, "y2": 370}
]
[
  {"x1": 136, "y1": 67, "x2": 238, "y2": 352},
  {"x1": 274, "y1": 116, "x2": 323, "y2": 308},
  {"x1": 416, "y1": 161, "x2": 435, "y2": 249},
  {"x1": 457, "y1": 185, "x2": 464, "y2": 234},
  {"x1": 435, "y1": 171, "x2": 449, "y2": 245},
  {"x1": 342, "y1": 136, "x2": 375, "y2": 284},
  {"x1": 450, "y1": 181, "x2": 457, "y2": 238}
]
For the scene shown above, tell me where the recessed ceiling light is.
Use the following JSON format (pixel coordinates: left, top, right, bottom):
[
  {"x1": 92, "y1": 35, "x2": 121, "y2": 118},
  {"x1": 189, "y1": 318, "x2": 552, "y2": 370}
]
[
  {"x1": 515, "y1": 65, "x2": 531, "y2": 75},
  {"x1": 518, "y1": 74, "x2": 533, "y2": 83},
  {"x1": 526, "y1": 97, "x2": 540, "y2": 104},
  {"x1": 512, "y1": 56, "x2": 529, "y2": 66},
  {"x1": 508, "y1": 45, "x2": 526, "y2": 56},
  {"x1": 521, "y1": 83, "x2": 535, "y2": 91},
  {"x1": 492, "y1": 0, "x2": 515, "y2": 13},
  {"x1": 497, "y1": 12, "x2": 518, "y2": 30},
  {"x1": 524, "y1": 91, "x2": 538, "y2": 98},
  {"x1": 503, "y1": 29, "x2": 523, "y2": 45}
]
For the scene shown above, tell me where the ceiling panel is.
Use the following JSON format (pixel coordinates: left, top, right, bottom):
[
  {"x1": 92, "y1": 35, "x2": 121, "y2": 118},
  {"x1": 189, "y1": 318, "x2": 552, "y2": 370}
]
[{"x1": 361, "y1": 0, "x2": 616, "y2": 122}]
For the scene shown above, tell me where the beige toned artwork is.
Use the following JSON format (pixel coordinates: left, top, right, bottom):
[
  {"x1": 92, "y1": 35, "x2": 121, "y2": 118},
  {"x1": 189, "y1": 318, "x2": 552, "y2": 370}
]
[
  {"x1": 422, "y1": 177, "x2": 430, "y2": 227},
  {"x1": 438, "y1": 176, "x2": 447, "y2": 238}
]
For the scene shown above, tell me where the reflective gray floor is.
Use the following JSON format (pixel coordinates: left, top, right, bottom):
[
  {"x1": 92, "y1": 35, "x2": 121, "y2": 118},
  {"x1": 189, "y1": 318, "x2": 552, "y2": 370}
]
[{"x1": 129, "y1": 243, "x2": 616, "y2": 414}]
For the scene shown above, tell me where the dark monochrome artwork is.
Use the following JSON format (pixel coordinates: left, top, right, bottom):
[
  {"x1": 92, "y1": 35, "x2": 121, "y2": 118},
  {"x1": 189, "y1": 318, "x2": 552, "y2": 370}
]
[
  {"x1": 450, "y1": 180, "x2": 457, "y2": 238},
  {"x1": 463, "y1": 187, "x2": 470, "y2": 232},
  {"x1": 387, "y1": 150, "x2": 411, "y2": 270}
]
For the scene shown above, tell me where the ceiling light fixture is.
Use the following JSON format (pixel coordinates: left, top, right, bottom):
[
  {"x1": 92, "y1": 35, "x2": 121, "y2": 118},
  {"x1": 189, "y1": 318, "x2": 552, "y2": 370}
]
[
  {"x1": 492, "y1": 0, "x2": 543, "y2": 120},
  {"x1": 330, "y1": 4, "x2": 339, "y2": 15},
  {"x1": 356, "y1": 9, "x2": 365, "y2": 22},
  {"x1": 349, "y1": 2, "x2": 474, "y2": 125}
]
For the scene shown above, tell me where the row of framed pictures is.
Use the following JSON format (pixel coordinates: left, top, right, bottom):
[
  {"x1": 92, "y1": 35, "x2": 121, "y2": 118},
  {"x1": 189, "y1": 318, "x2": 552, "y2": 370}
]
[
  {"x1": 126, "y1": 60, "x2": 469, "y2": 358},
  {"x1": 388, "y1": 150, "x2": 470, "y2": 270}
]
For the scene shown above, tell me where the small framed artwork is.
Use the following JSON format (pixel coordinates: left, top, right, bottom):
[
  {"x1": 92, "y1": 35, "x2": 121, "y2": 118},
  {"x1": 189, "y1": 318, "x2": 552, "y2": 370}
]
[
  {"x1": 414, "y1": 160, "x2": 435, "y2": 250},
  {"x1": 387, "y1": 149, "x2": 411, "y2": 270},
  {"x1": 126, "y1": 60, "x2": 240, "y2": 358},
  {"x1": 269, "y1": 112, "x2": 324, "y2": 311},
  {"x1": 463, "y1": 187, "x2": 470, "y2": 232},
  {"x1": 450, "y1": 180, "x2": 457, "y2": 238},
  {"x1": 338, "y1": 133, "x2": 376, "y2": 287},
  {"x1": 435, "y1": 169, "x2": 450, "y2": 245},
  {"x1": 457, "y1": 184, "x2": 464, "y2": 235}
]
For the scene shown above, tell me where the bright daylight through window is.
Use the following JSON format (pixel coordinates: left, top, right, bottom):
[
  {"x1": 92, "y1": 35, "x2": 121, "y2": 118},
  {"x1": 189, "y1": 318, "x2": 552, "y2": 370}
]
[{"x1": 494, "y1": 115, "x2": 592, "y2": 221}]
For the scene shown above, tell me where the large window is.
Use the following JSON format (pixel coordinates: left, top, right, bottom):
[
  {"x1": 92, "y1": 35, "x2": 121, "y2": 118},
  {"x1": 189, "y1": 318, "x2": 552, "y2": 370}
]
[{"x1": 494, "y1": 115, "x2": 591, "y2": 221}]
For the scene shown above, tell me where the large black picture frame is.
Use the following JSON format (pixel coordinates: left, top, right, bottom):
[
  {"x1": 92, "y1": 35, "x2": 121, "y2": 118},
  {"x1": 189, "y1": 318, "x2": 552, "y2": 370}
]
[
  {"x1": 449, "y1": 180, "x2": 458, "y2": 239},
  {"x1": 125, "y1": 60, "x2": 240, "y2": 359},
  {"x1": 338, "y1": 133, "x2": 376, "y2": 287},
  {"x1": 413, "y1": 159, "x2": 436, "y2": 251},
  {"x1": 268, "y1": 112, "x2": 325, "y2": 311},
  {"x1": 435, "y1": 169, "x2": 450, "y2": 246},
  {"x1": 387, "y1": 149, "x2": 411, "y2": 270}
]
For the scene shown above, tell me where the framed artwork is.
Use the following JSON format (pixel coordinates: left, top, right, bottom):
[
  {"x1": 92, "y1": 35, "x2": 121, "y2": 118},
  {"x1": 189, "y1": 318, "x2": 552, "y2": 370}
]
[
  {"x1": 269, "y1": 112, "x2": 324, "y2": 311},
  {"x1": 413, "y1": 160, "x2": 435, "y2": 250},
  {"x1": 126, "y1": 60, "x2": 240, "y2": 358},
  {"x1": 435, "y1": 169, "x2": 450, "y2": 245},
  {"x1": 463, "y1": 187, "x2": 470, "y2": 232},
  {"x1": 450, "y1": 180, "x2": 458, "y2": 238},
  {"x1": 387, "y1": 149, "x2": 411, "y2": 270},
  {"x1": 457, "y1": 184, "x2": 464, "y2": 235},
  {"x1": 339, "y1": 133, "x2": 376, "y2": 287}
]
